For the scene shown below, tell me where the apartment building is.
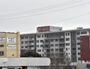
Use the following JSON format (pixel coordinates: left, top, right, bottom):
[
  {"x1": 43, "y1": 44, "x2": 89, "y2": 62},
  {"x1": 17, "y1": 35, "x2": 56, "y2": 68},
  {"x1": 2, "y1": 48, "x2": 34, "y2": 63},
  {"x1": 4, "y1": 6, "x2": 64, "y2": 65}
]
[
  {"x1": 20, "y1": 33, "x2": 36, "y2": 55},
  {"x1": 20, "y1": 26, "x2": 90, "y2": 63},
  {"x1": 0, "y1": 32, "x2": 20, "y2": 58}
]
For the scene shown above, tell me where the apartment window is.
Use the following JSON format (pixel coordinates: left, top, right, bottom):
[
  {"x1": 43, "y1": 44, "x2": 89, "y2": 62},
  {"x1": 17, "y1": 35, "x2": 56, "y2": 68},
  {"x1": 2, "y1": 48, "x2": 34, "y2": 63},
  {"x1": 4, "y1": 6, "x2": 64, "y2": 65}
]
[
  {"x1": 51, "y1": 49, "x2": 54, "y2": 51},
  {"x1": 66, "y1": 33, "x2": 70, "y2": 36},
  {"x1": 77, "y1": 43, "x2": 80, "y2": 45},
  {"x1": 25, "y1": 46, "x2": 28, "y2": 48},
  {"x1": 37, "y1": 45, "x2": 39, "y2": 47},
  {"x1": 21, "y1": 36, "x2": 24, "y2": 39},
  {"x1": 50, "y1": 39, "x2": 54, "y2": 42},
  {"x1": 55, "y1": 48, "x2": 59, "y2": 51},
  {"x1": 78, "y1": 53, "x2": 80, "y2": 55},
  {"x1": 78, "y1": 58, "x2": 81, "y2": 60},
  {"x1": 0, "y1": 45, "x2": 4, "y2": 47},
  {"x1": 55, "y1": 39, "x2": 58, "y2": 42},
  {"x1": 25, "y1": 41, "x2": 28, "y2": 44},
  {"x1": 40, "y1": 45, "x2": 43, "y2": 47},
  {"x1": 37, "y1": 40, "x2": 39, "y2": 43},
  {"x1": 29, "y1": 41, "x2": 34, "y2": 43},
  {"x1": 66, "y1": 43, "x2": 70, "y2": 46},
  {"x1": 78, "y1": 47, "x2": 80, "y2": 50},
  {"x1": 37, "y1": 49, "x2": 41, "y2": 52},
  {"x1": 45, "y1": 44, "x2": 49, "y2": 47},
  {"x1": 45, "y1": 40, "x2": 49, "y2": 42},
  {"x1": 21, "y1": 41, "x2": 24, "y2": 44},
  {"x1": 21, "y1": 46, "x2": 24, "y2": 48},
  {"x1": 37, "y1": 35, "x2": 41, "y2": 38},
  {"x1": 72, "y1": 48, "x2": 76, "y2": 50},
  {"x1": 25, "y1": 36, "x2": 28, "y2": 39},
  {"x1": 77, "y1": 37, "x2": 80, "y2": 40},
  {"x1": 77, "y1": 32, "x2": 80, "y2": 35},
  {"x1": 50, "y1": 44, "x2": 54, "y2": 47},
  {"x1": 59, "y1": 48, "x2": 63, "y2": 52},
  {"x1": 81, "y1": 31, "x2": 87, "y2": 34},
  {"x1": 40, "y1": 40, "x2": 44, "y2": 43},
  {"x1": 66, "y1": 38, "x2": 70, "y2": 41},
  {"x1": 55, "y1": 44, "x2": 58, "y2": 46},
  {"x1": 0, "y1": 51, "x2": 4, "y2": 56}
]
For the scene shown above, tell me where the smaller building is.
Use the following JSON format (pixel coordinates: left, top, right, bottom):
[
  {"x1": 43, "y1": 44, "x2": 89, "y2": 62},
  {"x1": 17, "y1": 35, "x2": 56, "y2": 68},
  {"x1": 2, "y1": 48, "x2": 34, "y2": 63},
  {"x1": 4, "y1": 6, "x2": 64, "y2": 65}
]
[{"x1": 0, "y1": 32, "x2": 20, "y2": 58}]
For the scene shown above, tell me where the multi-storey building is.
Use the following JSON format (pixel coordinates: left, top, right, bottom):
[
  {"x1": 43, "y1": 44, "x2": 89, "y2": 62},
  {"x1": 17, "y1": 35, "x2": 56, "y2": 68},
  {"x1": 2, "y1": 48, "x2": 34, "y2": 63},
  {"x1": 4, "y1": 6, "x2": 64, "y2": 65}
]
[
  {"x1": 20, "y1": 26, "x2": 90, "y2": 63},
  {"x1": 0, "y1": 32, "x2": 20, "y2": 58},
  {"x1": 20, "y1": 33, "x2": 36, "y2": 55}
]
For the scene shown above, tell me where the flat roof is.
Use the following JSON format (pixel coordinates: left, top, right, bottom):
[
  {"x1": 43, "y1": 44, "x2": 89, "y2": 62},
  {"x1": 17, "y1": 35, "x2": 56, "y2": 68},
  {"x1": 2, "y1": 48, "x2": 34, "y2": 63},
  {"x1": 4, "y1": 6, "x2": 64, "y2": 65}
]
[{"x1": 0, "y1": 58, "x2": 50, "y2": 66}]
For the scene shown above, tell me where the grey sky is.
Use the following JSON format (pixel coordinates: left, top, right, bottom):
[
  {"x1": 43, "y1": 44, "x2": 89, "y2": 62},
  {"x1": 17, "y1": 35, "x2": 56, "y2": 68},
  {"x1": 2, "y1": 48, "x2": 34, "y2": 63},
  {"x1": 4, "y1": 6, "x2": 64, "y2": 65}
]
[{"x1": 0, "y1": 0, "x2": 90, "y2": 33}]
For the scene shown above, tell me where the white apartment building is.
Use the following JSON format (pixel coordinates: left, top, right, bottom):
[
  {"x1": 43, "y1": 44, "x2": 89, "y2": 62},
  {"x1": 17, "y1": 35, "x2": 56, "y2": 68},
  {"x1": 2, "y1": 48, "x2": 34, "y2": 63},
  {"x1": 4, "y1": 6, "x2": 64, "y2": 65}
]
[{"x1": 20, "y1": 26, "x2": 90, "y2": 63}]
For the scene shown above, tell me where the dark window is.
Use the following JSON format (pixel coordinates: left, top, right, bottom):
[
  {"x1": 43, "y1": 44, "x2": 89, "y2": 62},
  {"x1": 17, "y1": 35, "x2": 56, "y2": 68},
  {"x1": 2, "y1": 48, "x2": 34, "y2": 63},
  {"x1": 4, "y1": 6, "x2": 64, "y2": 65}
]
[
  {"x1": 55, "y1": 44, "x2": 58, "y2": 46},
  {"x1": 37, "y1": 45, "x2": 39, "y2": 47},
  {"x1": 38, "y1": 49, "x2": 41, "y2": 52},
  {"x1": 66, "y1": 43, "x2": 70, "y2": 46},
  {"x1": 77, "y1": 43, "x2": 80, "y2": 45},
  {"x1": 37, "y1": 35, "x2": 41, "y2": 38},
  {"x1": 51, "y1": 49, "x2": 54, "y2": 51},
  {"x1": 0, "y1": 51, "x2": 4, "y2": 56},
  {"x1": 40, "y1": 45, "x2": 43, "y2": 47},
  {"x1": 0, "y1": 45, "x2": 4, "y2": 47},
  {"x1": 25, "y1": 41, "x2": 28, "y2": 44},
  {"x1": 50, "y1": 44, "x2": 54, "y2": 47},
  {"x1": 66, "y1": 38, "x2": 70, "y2": 41},
  {"x1": 21, "y1": 36, "x2": 24, "y2": 39},
  {"x1": 37, "y1": 40, "x2": 39, "y2": 43},
  {"x1": 40, "y1": 40, "x2": 44, "y2": 43},
  {"x1": 81, "y1": 31, "x2": 87, "y2": 34}
]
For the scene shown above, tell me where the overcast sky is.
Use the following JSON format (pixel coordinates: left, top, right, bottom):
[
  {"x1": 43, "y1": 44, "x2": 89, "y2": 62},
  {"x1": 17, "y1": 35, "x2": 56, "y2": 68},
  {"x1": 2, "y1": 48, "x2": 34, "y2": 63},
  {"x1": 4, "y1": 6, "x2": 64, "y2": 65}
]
[{"x1": 0, "y1": 0, "x2": 90, "y2": 33}]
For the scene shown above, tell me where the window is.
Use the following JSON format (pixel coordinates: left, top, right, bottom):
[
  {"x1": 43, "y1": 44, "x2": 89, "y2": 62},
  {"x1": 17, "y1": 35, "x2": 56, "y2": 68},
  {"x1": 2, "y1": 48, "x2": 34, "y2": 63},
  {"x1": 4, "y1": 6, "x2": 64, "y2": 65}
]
[
  {"x1": 0, "y1": 45, "x2": 4, "y2": 47},
  {"x1": 21, "y1": 41, "x2": 24, "y2": 44},
  {"x1": 66, "y1": 33, "x2": 70, "y2": 36},
  {"x1": 37, "y1": 45, "x2": 39, "y2": 47},
  {"x1": 25, "y1": 41, "x2": 28, "y2": 44},
  {"x1": 55, "y1": 44, "x2": 58, "y2": 46},
  {"x1": 66, "y1": 43, "x2": 70, "y2": 46},
  {"x1": 77, "y1": 37, "x2": 80, "y2": 40},
  {"x1": 21, "y1": 36, "x2": 24, "y2": 39},
  {"x1": 40, "y1": 45, "x2": 43, "y2": 47},
  {"x1": 25, "y1": 36, "x2": 28, "y2": 39},
  {"x1": 50, "y1": 39, "x2": 54, "y2": 42},
  {"x1": 37, "y1": 40, "x2": 39, "y2": 43},
  {"x1": 25, "y1": 46, "x2": 28, "y2": 48},
  {"x1": 55, "y1": 48, "x2": 59, "y2": 51},
  {"x1": 40, "y1": 40, "x2": 44, "y2": 43},
  {"x1": 51, "y1": 49, "x2": 54, "y2": 51},
  {"x1": 37, "y1": 35, "x2": 41, "y2": 38},
  {"x1": 37, "y1": 49, "x2": 41, "y2": 52},
  {"x1": 50, "y1": 44, "x2": 54, "y2": 47},
  {"x1": 55, "y1": 39, "x2": 58, "y2": 41},
  {"x1": 66, "y1": 38, "x2": 70, "y2": 41},
  {"x1": 77, "y1": 43, "x2": 80, "y2": 45},
  {"x1": 21, "y1": 46, "x2": 24, "y2": 48},
  {"x1": 77, "y1": 32, "x2": 80, "y2": 35},
  {"x1": 0, "y1": 51, "x2": 4, "y2": 56},
  {"x1": 81, "y1": 31, "x2": 87, "y2": 34}
]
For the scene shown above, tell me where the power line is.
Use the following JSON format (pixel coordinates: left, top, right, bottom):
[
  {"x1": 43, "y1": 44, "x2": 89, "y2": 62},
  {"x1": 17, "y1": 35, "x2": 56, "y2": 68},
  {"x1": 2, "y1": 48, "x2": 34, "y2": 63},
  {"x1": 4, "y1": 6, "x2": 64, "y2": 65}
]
[
  {"x1": 0, "y1": 0, "x2": 90, "y2": 20},
  {"x1": 0, "y1": 0, "x2": 87, "y2": 17}
]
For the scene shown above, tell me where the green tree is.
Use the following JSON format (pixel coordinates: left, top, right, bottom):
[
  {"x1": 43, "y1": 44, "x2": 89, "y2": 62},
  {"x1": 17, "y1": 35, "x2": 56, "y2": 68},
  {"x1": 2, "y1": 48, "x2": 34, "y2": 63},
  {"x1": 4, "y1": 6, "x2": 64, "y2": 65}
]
[{"x1": 21, "y1": 51, "x2": 41, "y2": 57}]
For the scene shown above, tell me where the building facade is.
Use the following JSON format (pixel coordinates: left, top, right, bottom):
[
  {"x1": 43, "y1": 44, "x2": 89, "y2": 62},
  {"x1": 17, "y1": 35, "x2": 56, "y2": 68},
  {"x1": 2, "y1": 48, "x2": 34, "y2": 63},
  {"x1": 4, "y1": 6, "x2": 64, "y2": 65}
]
[
  {"x1": 20, "y1": 34, "x2": 36, "y2": 55},
  {"x1": 20, "y1": 26, "x2": 90, "y2": 63},
  {"x1": 0, "y1": 32, "x2": 20, "y2": 58}
]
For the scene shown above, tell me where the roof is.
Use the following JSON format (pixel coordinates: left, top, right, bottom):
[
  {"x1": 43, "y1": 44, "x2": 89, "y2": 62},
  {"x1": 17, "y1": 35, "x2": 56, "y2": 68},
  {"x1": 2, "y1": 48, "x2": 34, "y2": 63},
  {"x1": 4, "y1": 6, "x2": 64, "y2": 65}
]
[{"x1": 0, "y1": 58, "x2": 50, "y2": 66}]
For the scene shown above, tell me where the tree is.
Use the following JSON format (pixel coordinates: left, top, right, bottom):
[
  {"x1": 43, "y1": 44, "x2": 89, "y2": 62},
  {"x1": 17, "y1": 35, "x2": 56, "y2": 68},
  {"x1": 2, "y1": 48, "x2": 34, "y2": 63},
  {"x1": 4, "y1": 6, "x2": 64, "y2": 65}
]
[{"x1": 21, "y1": 51, "x2": 41, "y2": 57}]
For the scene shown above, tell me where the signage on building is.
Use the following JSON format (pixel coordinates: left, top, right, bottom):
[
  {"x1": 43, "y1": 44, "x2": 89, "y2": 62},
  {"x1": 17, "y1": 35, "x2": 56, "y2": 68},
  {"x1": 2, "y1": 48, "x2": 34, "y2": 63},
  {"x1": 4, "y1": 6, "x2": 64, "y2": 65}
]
[
  {"x1": 0, "y1": 38, "x2": 6, "y2": 42},
  {"x1": 7, "y1": 45, "x2": 16, "y2": 49},
  {"x1": 7, "y1": 38, "x2": 16, "y2": 43}
]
